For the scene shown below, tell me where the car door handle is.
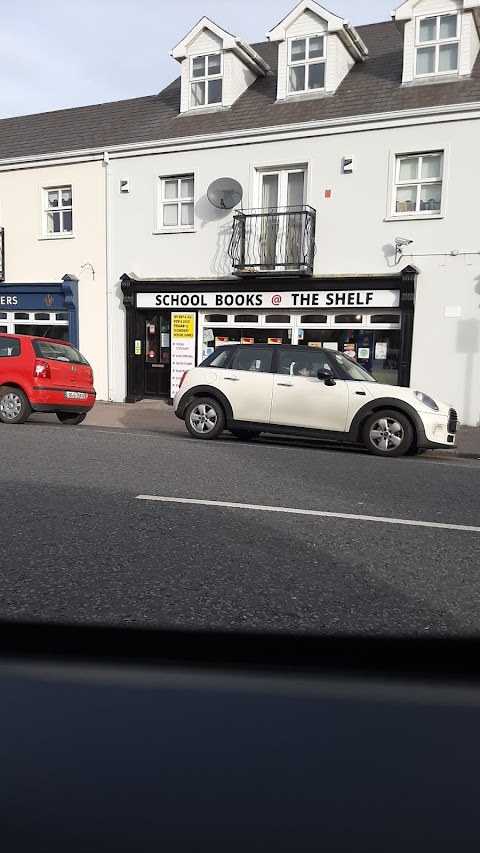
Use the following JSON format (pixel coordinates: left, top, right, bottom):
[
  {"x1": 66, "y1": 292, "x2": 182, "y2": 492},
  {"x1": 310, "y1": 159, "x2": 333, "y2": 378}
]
[
  {"x1": 224, "y1": 377, "x2": 240, "y2": 381},
  {"x1": 277, "y1": 382, "x2": 293, "y2": 387},
  {"x1": 354, "y1": 391, "x2": 367, "y2": 395}
]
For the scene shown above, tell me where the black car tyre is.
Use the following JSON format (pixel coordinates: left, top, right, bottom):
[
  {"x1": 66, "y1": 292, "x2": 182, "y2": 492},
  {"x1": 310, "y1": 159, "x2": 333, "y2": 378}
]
[
  {"x1": 0, "y1": 386, "x2": 32, "y2": 424},
  {"x1": 185, "y1": 397, "x2": 225, "y2": 440},
  {"x1": 362, "y1": 409, "x2": 413, "y2": 458},
  {"x1": 230, "y1": 430, "x2": 261, "y2": 441},
  {"x1": 56, "y1": 412, "x2": 87, "y2": 426}
]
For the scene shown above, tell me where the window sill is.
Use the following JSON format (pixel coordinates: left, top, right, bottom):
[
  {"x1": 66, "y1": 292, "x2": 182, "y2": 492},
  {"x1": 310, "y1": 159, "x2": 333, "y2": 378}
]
[
  {"x1": 153, "y1": 228, "x2": 196, "y2": 235},
  {"x1": 384, "y1": 214, "x2": 444, "y2": 222},
  {"x1": 38, "y1": 234, "x2": 75, "y2": 241}
]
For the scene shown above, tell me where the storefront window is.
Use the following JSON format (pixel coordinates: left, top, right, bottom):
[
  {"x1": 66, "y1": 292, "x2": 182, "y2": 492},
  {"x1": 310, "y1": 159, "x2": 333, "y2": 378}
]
[
  {"x1": 14, "y1": 324, "x2": 69, "y2": 341},
  {"x1": 265, "y1": 314, "x2": 291, "y2": 324},
  {"x1": 205, "y1": 314, "x2": 228, "y2": 323},
  {"x1": 300, "y1": 314, "x2": 328, "y2": 324},
  {"x1": 35, "y1": 313, "x2": 50, "y2": 320},
  {"x1": 207, "y1": 327, "x2": 291, "y2": 347},
  {"x1": 370, "y1": 314, "x2": 400, "y2": 325},
  {"x1": 234, "y1": 314, "x2": 259, "y2": 324},
  {"x1": 298, "y1": 327, "x2": 401, "y2": 385},
  {"x1": 334, "y1": 314, "x2": 363, "y2": 324},
  {"x1": 14, "y1": 312, "x2": 29, "y2": 321}
]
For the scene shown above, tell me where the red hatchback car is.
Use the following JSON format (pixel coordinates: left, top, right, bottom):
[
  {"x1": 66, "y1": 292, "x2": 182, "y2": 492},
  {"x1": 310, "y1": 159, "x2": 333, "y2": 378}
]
[{"x1": 0, "y1": 334, "x2": 96, "y2": 425}]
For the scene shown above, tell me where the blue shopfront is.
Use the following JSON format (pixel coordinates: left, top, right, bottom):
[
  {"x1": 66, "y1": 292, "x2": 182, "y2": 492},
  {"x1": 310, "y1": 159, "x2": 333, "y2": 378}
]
[{"x1": 0, "y1": 275, "x2": 78, "y2": 346}]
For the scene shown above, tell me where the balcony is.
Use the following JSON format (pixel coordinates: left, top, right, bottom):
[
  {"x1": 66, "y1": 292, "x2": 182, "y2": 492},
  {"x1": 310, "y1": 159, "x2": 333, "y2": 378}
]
[
  {"x1": 228, "y1": 206, "x2": 316, "y2": 277},
  {"x1": 0, "y1": 227, "x2": 4, "y2": 282}
]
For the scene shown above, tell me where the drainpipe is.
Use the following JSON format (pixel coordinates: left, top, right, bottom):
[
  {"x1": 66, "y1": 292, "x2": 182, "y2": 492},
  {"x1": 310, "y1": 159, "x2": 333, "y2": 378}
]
[{"x1": 103, "y1": 150, "x2": 113, "y2": 401}]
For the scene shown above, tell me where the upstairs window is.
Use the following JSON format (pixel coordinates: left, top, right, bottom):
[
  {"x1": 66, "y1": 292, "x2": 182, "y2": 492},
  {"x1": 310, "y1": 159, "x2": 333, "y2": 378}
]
[
  {"x1": 44, "y1": 186, "x2": 73, "y2": 235},
  {"x1": 160, "y1": 175, "x2": 194, "y2": 229},
  {"x1": 415, "y1": 14, "x2": 459, "y2": 77},
  {"x1": 190, "y1": 53, "x2": 223, "y2": 107},
  {"x1": 394, "y1": 152, "x2": 443, "y2": 215},
  {"x1": 288, "y1": 35, "x2": 325, "y2": 93}
]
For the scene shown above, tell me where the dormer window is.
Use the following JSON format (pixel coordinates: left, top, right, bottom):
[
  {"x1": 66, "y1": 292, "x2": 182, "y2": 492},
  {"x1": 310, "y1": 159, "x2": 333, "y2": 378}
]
[
  {"x1": 288, "y1": 35, "x2": 325, "y2": 93},
  {"x1": 190, "y1": 53, "x2": 223, "y2": 107},
  {"x1": 415, "y1": 13, "x2": 459, "y2": 77}
]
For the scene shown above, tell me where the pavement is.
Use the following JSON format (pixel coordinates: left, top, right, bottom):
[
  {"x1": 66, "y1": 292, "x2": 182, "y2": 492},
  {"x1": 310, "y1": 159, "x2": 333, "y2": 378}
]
[
  {"x1": 1, "y1": 411, "x2": 479, "y2": 634},
  {"x1": 44, "y1": 399, "x2": 480, "y2": 458}
]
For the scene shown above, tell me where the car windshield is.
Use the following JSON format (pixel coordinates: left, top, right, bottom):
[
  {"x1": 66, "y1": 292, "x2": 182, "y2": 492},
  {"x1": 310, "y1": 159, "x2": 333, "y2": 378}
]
[
  {"x1": 333, "y1": 351, "x2": 376, "y2": 382},
  {"x1": 32, "y1": 340, "x2": 89, "y2": 365}
]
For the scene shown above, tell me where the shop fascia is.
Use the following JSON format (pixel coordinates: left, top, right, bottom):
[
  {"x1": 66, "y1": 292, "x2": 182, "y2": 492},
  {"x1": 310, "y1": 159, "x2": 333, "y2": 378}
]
[{"x1": 136, "y1": 289, "x2": 401, "y2": 310}]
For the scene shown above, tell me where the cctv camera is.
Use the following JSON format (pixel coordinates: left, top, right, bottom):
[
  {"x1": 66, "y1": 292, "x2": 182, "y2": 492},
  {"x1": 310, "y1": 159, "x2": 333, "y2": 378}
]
[{"x1": 395, "y1": 237, "x2": 413, "y2": 246}]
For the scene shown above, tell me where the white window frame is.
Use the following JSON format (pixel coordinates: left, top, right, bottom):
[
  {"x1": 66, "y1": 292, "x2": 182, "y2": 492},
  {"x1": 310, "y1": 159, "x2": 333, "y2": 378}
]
[
  {"x1": 393, "y1": 152, "x2": 444, "y2": 217},
  {"x1": 415, "y1": 13, "x2": 460, "y2": 77},
  {"x1": 189, "y1": 52, "x2": 223, "y2": 109},
  {"x1": 43, "y1": 185, "x2": 73, "y2": 237},
  {"x1": 157, "y1": 175, "x2": 195, "y2": 233},
  {"x1": 287, "y1": 35, "x2": 326, "y2": 95}
]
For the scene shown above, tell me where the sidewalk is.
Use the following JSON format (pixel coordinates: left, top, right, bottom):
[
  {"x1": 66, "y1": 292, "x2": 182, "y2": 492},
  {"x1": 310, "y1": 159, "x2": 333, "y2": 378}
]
[{"x1": 70, "y1": 400, "x2": 480, "y2": 459}]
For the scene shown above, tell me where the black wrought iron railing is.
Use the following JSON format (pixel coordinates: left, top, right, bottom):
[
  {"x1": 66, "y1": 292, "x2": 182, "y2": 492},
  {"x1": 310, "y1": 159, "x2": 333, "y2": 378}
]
[
  {"x1": 228, "y1": 206, "x2": 316, "y2": 276},
  {"x1": 0, "y1": 227, "x2": 4, "y2": 282}
]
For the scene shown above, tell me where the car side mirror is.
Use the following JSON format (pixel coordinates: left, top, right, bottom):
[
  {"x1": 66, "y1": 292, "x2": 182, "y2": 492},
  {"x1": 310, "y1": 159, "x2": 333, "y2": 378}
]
[{"x1": 317, "y1": 368, "x2": 336, "y2": 386}]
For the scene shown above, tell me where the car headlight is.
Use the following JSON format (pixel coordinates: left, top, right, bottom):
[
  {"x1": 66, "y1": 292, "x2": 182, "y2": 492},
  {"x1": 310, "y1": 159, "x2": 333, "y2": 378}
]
[{"x1": 414, "y1": 391, "x2": 439, "y2": 411}]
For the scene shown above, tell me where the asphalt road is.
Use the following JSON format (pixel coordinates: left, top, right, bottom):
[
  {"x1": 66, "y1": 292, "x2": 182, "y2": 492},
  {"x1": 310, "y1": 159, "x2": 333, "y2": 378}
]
[{"x1": 1, "y1": 418, "x2": 480, "y2": 635}]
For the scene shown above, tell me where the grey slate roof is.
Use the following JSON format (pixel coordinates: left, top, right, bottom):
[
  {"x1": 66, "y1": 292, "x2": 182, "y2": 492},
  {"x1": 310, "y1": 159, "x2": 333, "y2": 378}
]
[{"x1": 1, "y1": 20, "x2": 480, "y2": 161}]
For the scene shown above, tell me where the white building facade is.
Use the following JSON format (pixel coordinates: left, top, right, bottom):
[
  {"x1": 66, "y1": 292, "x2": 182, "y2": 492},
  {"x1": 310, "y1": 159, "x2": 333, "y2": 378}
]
[{"x1": 109, "y1": 0, "x2": 480, "y2": 425}]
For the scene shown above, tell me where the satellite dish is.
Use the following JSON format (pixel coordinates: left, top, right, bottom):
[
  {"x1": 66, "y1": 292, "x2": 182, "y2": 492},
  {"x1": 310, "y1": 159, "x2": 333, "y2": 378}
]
[{"x1": 207, "y1": 177, "x2": 243, "y2": 210}]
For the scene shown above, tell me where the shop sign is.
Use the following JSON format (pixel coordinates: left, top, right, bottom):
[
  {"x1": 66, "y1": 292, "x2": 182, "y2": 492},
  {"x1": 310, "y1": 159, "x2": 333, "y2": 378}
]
[
  {"x1": 137, "y1": 289, "x2": 400, "y2": 310},
  {"x1": 172, "y1": 313, "x2": 195, "y2": 339},
  {"x1": 0, "y1": 291, "x2": 65, "y2": 310},
  {"x1": 171, "y1": 313, "x2": 196, "y2": 397}
]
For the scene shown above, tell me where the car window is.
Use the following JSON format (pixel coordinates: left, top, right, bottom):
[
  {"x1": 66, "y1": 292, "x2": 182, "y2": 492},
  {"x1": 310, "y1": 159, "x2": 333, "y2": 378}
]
[
  {"x1": 333, "y1": 351, "x2": 376, "y2": 382},
  {"x1": 278, "y1": 349, "x2": 332, "y2": 378},
  {"x1": 203, "y1": 349, "x2": 232, "y2": 368},
  {"x1": 231, "y1": 348, "x2": 272, "y2": 373},
  {"x1": 32, "y1": 340, "x2": 89, "y2": 365},
  {"x1": 0, "y1": 338, "x2": 21, "y2": 358}
]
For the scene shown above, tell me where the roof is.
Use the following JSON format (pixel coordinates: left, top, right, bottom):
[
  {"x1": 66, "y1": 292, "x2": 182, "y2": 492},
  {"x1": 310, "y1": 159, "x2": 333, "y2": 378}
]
[{"x1": 1, "y1": 20, "x2": 480, "y2": 162}]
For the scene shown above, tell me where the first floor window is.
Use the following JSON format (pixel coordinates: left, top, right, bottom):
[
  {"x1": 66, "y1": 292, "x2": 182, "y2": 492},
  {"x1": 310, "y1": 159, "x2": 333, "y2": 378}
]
[
  {"x1": 394, "y1": 152, "x2": 443, "y2": 215},
  {"x1": 160, "y1": 175, "x2": 194, "y2": 229},
  {"x1": 288, "y1": 35, "x2": 325, "y2": 93},
  {"x1": 45, "y1": 186, "x2": 73, "y2": 234}
]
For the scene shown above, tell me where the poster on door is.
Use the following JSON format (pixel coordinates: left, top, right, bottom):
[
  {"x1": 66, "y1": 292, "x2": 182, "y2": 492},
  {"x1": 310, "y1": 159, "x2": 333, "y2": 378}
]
[{"x1": 170, "y1": 313, "x2": 196, "y2": 397}]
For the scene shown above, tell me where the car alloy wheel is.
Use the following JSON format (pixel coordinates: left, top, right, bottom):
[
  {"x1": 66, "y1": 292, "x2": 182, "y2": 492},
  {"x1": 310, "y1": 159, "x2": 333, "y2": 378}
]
[
  {"x1": 184, "y1": 396, "x2": 226, "y2": 440},
  {"x1": 362, "y1": 409, "x2": 413, "y2": 457},
  {"x1": 190, "y1": 403, "x2": 218, "y2": 434},
  {"x1": 369, "y1": 416, "x2": 404, "y2": 452}
]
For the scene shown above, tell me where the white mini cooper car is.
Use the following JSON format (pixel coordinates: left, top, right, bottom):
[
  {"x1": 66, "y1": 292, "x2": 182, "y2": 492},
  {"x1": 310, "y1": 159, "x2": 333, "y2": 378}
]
[{"x1": 173, "y1": 344, "x2": 457, "y2": 457}]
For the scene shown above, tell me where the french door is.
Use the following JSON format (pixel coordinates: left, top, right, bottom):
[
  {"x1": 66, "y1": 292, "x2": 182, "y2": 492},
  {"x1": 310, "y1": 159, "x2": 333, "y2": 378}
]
[{"x1": 257, "y1": 168, "x2": 306, "y2": 270}]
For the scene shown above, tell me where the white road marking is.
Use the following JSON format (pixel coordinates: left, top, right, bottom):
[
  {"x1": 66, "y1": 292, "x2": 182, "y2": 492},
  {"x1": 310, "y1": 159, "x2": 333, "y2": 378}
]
[{"x1": 135, "y1": 495, "x2": 480, "y2": 533}]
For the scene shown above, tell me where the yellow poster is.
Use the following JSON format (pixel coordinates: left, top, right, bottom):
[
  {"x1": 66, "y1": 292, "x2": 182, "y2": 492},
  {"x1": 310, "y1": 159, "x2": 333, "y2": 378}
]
[{"x1": 172, "y1": 313, "x2": 195, "y2": 339}]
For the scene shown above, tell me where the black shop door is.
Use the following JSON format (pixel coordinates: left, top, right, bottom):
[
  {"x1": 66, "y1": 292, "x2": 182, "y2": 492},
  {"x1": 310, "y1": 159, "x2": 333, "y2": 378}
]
[{"x1": 144, "y1": 314, "x2": 171, "y2": 397}]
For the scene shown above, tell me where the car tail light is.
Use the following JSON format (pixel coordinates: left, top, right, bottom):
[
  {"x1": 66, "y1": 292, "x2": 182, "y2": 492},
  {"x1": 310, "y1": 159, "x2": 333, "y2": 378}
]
[
  {"x1": 88, "y1": 367, "x2": 94, "y2": 384},
  {"x1": 179, "y1": 371, "x2": 188, "y2": 389},
  {"x1": 34, "y1": 360, "x2": 51, "y2": 380}
]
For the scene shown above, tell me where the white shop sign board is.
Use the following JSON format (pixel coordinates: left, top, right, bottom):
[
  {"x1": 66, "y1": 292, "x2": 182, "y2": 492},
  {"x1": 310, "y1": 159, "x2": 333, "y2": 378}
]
[{"x1": 137, "y1": 290, "x2": 401, "y2": 311}]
